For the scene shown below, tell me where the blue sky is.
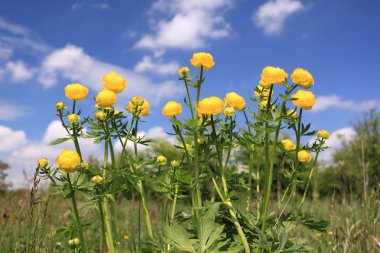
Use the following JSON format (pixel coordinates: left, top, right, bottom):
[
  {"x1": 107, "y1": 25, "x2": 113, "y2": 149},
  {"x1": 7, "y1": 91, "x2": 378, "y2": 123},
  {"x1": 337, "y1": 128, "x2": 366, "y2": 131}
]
[{"x1": 1, "y1": 0, "x2": 379, "y2": 186}]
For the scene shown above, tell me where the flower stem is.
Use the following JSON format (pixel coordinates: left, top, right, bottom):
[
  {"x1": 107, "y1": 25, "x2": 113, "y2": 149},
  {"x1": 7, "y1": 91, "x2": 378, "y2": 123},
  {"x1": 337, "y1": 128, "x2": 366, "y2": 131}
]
[{"x1": 66, "y1": 173, "x2": 87, "y2": 252}]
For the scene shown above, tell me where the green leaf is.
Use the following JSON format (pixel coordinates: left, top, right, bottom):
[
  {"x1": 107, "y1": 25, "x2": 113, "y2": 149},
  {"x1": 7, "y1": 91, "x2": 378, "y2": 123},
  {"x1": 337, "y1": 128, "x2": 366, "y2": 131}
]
[
  {"x1": 163, "y1": 224, "x2": 196, "y2": 253},
  {"x1": 49, "y1": 137, "x2": 71, "y2": 145}
]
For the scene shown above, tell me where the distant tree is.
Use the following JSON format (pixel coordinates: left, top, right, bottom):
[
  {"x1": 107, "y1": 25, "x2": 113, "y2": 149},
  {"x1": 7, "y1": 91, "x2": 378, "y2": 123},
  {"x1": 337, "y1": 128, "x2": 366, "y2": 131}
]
[
  {"x1": 316, "y1": 109, "x2": 380, "y2": 199},
  {"x1": 0, "y1": 161, "x2": 11, "y2": 192}
]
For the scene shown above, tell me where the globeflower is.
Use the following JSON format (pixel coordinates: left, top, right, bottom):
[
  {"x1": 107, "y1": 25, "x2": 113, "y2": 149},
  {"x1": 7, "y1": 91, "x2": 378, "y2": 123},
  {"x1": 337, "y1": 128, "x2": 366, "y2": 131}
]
[
  {"x1": 291, "y1": 68, "x2": 314, "y2": 89},
  {"x1": 68, "y1": 114, "x2": 80, "y2": 123},
  {"x1": 224, "y1": 107, "x2": 235, "y2": 117},
  {"x1": 190, "y1": 52, "x2": 215, "y2": 70},
  {"x1": 197, "y1": 96, "x2": 225, "y2": 115},
  {"x1": 225, "y1": 92, "x2": 246, "y2": 111},
  {"x1": 55, "y1": 102, "x2": 66, "y2": 110},
  {"x1": 318, "y1": 129, "x2": 330, "y2": 139},
  {"x1": 157, "y1": 155, "x2": 167, "y2": 166},
  {"x1": 56, "y1": 150, "x2": 81, "y2": 173},
  {"x1": 127, "y1": 97, "x2": 150, "y2": 116},
  {"x1": 292, "y1": 90, "x2": 316, "y2": 110},
  {"x1": 96, "y1": 89, "x2": 117, "y2": 108},
  {"x1": 281, "y1": 139, "x2": 296, "y2": 151},
  {"x1": 162, "y1": 101, "x2": 182, "y2": 117},
  {"x1": 103, "y1": 72, "x2": 127, "y2": 94},
  {"x1": 178, "y1": 66, "x2": 190, "y2": 76},
  {"x1": 91, "y1": 175, "x2": 104, "y2": 185},
  {"x1": 95, "y1": 110, "x2": 106, "y2": 121},
  {"x1": 80, "y1": 162, "x2": 89, "y2": 169},
  {"x1": 258, "y1": 79, "x2": 271, "y2": 89},
  {"x1": 297, "y1": 150, "x2": 313, "y2": 163},
  {"x1": 171, "y1": 160, "x2": 180, "y2": 167},
  {"x1": 261, "y1": 66, "x2": 288, "y2": 85},
  {"x1": 65, "y1": 83, "x2": 89, "y2": 100},
  {"x1": 37, "y1": 158, "x2": 49, "y2": 168}
]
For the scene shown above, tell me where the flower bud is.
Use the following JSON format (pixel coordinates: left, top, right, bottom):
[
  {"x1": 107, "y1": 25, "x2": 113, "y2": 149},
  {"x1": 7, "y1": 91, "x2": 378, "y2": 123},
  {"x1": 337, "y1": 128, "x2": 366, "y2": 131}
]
[
  {"x1": 317, "y1": 130, "x2": 330, "y2": 139},
  {"x1": 123, "y1": 235, "x2": 129, "y2": 241},
  {"x1": 95, "y1": 110, "x2": 106, "y2": 121},
  {"x1": 68, "y1": 114, "x2": 80, "y2": 123},
  {"x1": 72, "y1": 238, "x2": 80, "y2": 246},
  {"x1": 171, "y1": 160, "x2": 180, "y2": 167},
  {"x1": 297, "y1": 150, "x2": 313, "y2": 163},
  {"x1": 156, "y1": 155, "x2": 167, "y2": 166},
  {"x1": 224, "y1": 107, "x2": 235, "y2": 117},
  {"x1": 55, "y1": 102, "x2": 66, "y2": 110},
  {"x1": 178, "y1": 66, "x2": 190, "y2": 76},
  {"x1": 131, "y1": 96, "x2": 145, "y2": 106},
  {"x1": 37, "y1": 158, "x2": 49, "y2": 168},
  {"x1": 281, "y1": 139, "x2": 296, "y2": 152},
  {"x1": 91, "y1": 175, "x2": 104, "y2": 185},
  {"x1": 80, "y1": 162, "x2": 89, "y2": 169}
]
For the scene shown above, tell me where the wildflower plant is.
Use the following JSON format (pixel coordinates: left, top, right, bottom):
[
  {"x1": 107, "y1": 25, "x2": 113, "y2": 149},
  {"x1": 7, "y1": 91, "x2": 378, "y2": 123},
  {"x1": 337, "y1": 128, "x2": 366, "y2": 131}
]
[{"x1": 36, "y1": 52, "x2": 331, "y2": 252}]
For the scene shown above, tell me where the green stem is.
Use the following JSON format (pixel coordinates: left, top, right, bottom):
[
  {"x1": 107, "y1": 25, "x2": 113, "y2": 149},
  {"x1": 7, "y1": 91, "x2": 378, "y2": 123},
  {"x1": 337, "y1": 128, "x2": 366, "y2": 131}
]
[
  {"x1": 299, "y1": 142, "x2": 322, "y2": 209},
  {"x1": 170, "y1": 184, "x2": 179, "y2": 223},
  {"x1": 67, "y1": 173, "x2": 87, "y2": 252}
]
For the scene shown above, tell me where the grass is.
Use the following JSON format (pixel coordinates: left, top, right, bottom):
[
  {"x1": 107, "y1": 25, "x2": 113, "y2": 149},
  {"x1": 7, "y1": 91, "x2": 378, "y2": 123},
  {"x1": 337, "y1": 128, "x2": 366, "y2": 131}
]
[{"x1": 0, "y1": 186, "x2": 378, "y2": 253}]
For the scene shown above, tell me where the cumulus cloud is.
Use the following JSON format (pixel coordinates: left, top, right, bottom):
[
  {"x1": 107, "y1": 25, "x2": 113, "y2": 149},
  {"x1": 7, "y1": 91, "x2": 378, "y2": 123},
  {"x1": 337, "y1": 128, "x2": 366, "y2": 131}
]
[
  {"x1": 134, "y1": 56, "x2": 179, "y2": 75},
  {"x1": 253, "y1": 0, "x2": 305, "y2": 35},
  {"x1": 135, "y1": 0, "x2": 233, "y2": 53},
  {"x1": 313, "y1": 95, "x2": 379, "y2": 112},
  {"x1": 4, "y1": 60, "x2": 36, "y2": 82},
  {"x1": 38, "y1": 44, "x2": 183, "y2": 104},
  {"x1": 0, "y1": 125, "x2": 28, "y2": 152},
  {"x1": 318, "y1": 127, "x2": 355, "y2": 162}
]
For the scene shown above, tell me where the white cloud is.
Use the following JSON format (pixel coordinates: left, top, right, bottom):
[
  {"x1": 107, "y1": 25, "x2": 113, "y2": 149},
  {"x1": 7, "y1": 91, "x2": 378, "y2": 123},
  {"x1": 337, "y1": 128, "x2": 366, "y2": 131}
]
[
  {"x1": 318, "y1": 127, "x2": 355, "y2": 162},
  {"x1": 0, "y1": 102, "x2": 31, "y2": 120},
  {"x1": 0, "y1": 17, "x2": 49, "y2": 53},
  {"x1": 135, "y1": 0, "x2": 233, "y2": 53},
  {"x1": 71, "y1": 2, "x2": 111, "y2": 11},
  {"x1": 0, "y1": 125, "x2": 28, "y2": 152},
  {"x1": 38, "y1": 44, "x2": 183, "y2": 104},
  {"x1": 134, "y1": 56, "x2": 179, "y2": 75},
  {"x1": 5, "y1": 60, "x2": 36, "y2": 82},
  {"x1": 313, "y1": 95, "x2": 379, "y2": 112},
  {"x1": 253, "y1": 0, "x2": 305, "y2": 35}
]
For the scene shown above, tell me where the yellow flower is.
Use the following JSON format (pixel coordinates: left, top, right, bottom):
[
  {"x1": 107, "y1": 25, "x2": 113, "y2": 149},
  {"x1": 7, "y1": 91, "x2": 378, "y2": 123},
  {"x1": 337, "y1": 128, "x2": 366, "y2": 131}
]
[
  {"x1": 56, "y1": 150, "x2": 81, "y2": 173},
  {"x1": 315, "y1": 233, "x2": 322, "y2": 237},
  {"x1": 103, "y1": 72, "x2": 127, "y2": 94},
  {"x1": 197, "y1": 96, "x2": 225, "y2": 115},
  {"x1": 127, "y1": 97, "x2": 150, "y2": 116},
  {"x1": 91, "y1": 175, "x2": 104, "y2": 185},
  {"x1": 171, "y1": 160, "x2": 180, "y2": 167},
  {"x1": 190, "y1": 52, "x2": 215, "y2": 70},
  {"x1": 178, "y1": 66, "x2": 190, "y2": 76},
  {"x1": 123, "y1": 235, "x2": 129, "y2": 241},
  {"x1": 259, "y1": 79, "x2": 272, "y2": 89},
  {"x1": 254, "y1": 85, "x2": 273, "y2": 98},
  {"x1": 327, "y1": 231, "x2": 334, "y2": 236},
  {"x1": 96, "y1": 89, "x2": 117, "y2": 108},
  {"x1": 291, "y1": 68, "x2": 314, "y2": 89},
  {"x1": 318, "y1": 129, "x2": 330, "y2": 139},
  {"x1": 71, "y1": 238, "x2": 80, "y2": 246},
  {"x1": 80, "y1": 162, "x2": 89, "y2": 169},
  {"x1": 37, "y1": 158, "x2": 49, "y2": 168},
  {"x1": 224, "y1": 107, "x2": 235, "y2": 117},
  {"x1": 68, "y1": 114, "x2": 80, "y2": 123},
  {"x1": 292, "y1": 90, "x2": 316, "y2": 110},
  {"x1": 55, "y1": 102, "x2": 66, "y2": 110},
  {"x1": 287, "y1": 109, "x2": 298, "y2": 118},
  {"x1": 281, "y1": 139, "x2": 296, "y2": 151},
  {"x1": 157, "y1": 155, "x2": 167, "y2": 166},
  {"x1": 261, "y1": 66, "x2": 288, "y2": 85},
  {"x1": 297, "y1": 150, "x2": 313, "y2": 163},
  {"x1": 65, "y1": 83, "x2": 89, "y2": 100},
  {"x1": 225, "y1": 92, "x2": 246, "y2": 110},
  {"x1": 131, "y1": 96, "x2": 145, "y2": 106},
  {"x1": 68, "y1": 240, "x2": 74, "y2": 246},
  {"x1": 95, "y1": 110, "x2": 106, "y2": 120},
  {"x1": 162, "y1": 101, "x2": 182, "y2": 117},
  {"x1": 260, "y1": 100, "x2": 275, "y2": 109}
]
